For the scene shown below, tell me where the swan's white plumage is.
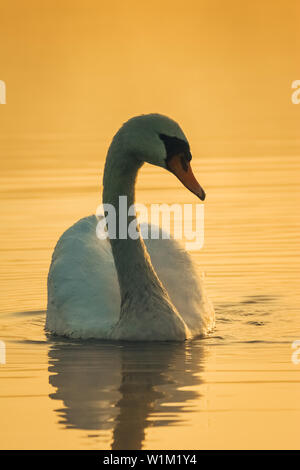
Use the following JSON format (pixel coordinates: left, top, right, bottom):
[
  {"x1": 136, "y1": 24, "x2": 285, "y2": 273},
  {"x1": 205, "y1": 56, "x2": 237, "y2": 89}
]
[
  {"x1": 46, "y1": 114, "x2": 215, "y2": 341},
  {"x1": 47, "y1": 215, "x2": 214, "y2": 339}
]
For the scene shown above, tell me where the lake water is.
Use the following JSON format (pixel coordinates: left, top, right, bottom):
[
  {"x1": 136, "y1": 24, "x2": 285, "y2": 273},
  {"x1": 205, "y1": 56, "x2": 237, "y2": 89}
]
[{"x1": 0, "y1": 136, "x2": 299, "y2": 449}]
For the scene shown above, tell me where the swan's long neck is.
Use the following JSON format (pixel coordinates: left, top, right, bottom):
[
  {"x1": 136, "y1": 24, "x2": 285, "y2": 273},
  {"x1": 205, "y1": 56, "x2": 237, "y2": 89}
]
[{"x1": 102, "y1": 135, "x2": 172, "y2": 313}]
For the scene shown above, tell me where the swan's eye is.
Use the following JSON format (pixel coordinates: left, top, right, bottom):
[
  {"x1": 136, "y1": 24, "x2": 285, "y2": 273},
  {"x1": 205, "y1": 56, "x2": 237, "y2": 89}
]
[{"x1": 159, "y1": 133, "x2": 192, "y2": 171}]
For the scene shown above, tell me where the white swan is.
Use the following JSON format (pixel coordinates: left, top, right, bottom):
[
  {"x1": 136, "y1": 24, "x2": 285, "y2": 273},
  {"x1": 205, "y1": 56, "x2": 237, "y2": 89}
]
[{"x1": 46, "y1": 114, "x2": 215, "y2": 341}]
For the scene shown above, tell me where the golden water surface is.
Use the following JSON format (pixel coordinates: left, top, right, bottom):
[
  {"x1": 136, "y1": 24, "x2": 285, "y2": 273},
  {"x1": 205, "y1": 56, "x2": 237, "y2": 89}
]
[{"x1": 0, "y1": 137, "x2": 299, "y2": 449}]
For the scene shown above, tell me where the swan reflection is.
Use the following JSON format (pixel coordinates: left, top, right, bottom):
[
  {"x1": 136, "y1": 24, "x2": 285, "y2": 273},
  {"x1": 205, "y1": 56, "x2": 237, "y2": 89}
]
[{"x1": 48, "y1": 340, "x2": 205, "y2": 449}]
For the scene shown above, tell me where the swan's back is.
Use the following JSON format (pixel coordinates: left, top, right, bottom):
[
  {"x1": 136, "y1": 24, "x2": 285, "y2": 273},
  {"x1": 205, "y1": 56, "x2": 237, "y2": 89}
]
[
  {"x1": 47, "y1": 216, "x2": 214, "y2": 339},
  {"x1": 47, "y1": 216, "x2": 120, "y2": 338}
]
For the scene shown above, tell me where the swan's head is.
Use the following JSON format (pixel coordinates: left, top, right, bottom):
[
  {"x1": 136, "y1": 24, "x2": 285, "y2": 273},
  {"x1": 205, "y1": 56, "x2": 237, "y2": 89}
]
[{"x1": 118, "y1": 113, "x2": 206, "y2": 200}]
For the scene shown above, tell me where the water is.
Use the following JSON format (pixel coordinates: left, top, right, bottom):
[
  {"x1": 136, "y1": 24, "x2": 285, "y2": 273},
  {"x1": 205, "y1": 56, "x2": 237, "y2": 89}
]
[{"x1": 0, "y1": 136, "x2": 299, "y2": 449}]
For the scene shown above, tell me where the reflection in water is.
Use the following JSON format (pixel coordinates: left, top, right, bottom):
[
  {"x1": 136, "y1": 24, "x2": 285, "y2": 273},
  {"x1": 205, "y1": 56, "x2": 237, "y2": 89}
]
[{"x1": 48, "y1": 340, "x2": 205, "y2": 449}]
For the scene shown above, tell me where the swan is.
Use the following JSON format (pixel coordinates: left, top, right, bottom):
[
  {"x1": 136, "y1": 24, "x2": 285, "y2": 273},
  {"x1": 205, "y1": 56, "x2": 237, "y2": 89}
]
[{"x1": 46, "y1": 114, "x2": 215, "y2": 341}]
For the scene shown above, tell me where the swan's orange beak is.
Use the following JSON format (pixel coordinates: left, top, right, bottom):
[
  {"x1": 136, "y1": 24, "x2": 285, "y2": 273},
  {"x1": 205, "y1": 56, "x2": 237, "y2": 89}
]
[{"x1": 167, "y1": 154, "x2": 206, "y2": 201}]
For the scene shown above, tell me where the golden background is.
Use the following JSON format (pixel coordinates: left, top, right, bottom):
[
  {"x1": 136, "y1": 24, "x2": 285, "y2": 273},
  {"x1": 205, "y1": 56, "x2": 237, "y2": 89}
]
[{"x1": 1, "y1": 0, "x2": 299, "y2": 144}]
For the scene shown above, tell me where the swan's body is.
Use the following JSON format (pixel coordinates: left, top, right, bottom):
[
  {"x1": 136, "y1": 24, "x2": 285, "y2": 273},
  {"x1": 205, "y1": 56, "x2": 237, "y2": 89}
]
[
  {"x1": 47, "y1": 216, "x2": 214, "y2": 339},
  {"x1": 46, "y1": 114, "x2": 215, "y2": 341}
]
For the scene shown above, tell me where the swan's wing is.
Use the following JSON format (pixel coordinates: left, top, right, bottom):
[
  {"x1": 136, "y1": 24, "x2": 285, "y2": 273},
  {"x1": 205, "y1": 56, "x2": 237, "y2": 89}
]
[
  {"x1": 47, "y1": 217, "x2": 214, "y2": 339},
  {"x1": 46, "y1": 215, "x2": 120, "y2": 339},
  {"x1": 142, "y1": 223, "x2": 215, "y2": 336}
]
